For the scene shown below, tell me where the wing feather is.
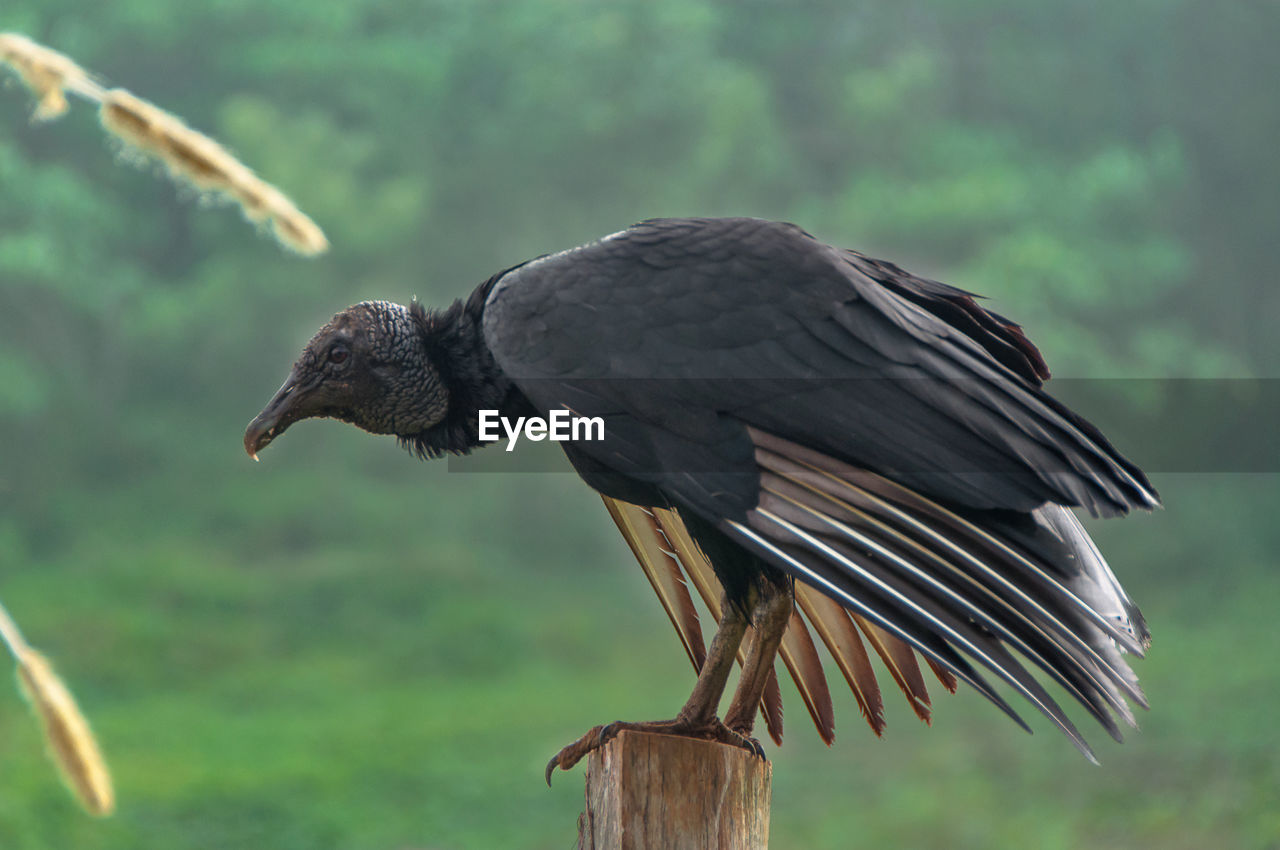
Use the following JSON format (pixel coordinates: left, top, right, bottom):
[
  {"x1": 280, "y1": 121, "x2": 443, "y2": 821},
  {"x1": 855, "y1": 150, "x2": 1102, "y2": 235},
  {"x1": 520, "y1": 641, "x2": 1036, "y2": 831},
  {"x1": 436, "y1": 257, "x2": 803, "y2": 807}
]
[
  {"x1": 924, "y1": 658, "x2": 959, "y2": 693},
  {"x1": 852, "y1": 614, "x2": 935, "y2": 724},
  {"x1": 749, "y1": 502, "x2": 1099, "y2": 761},
  {"x1": 793, "y1": 583, "x2": 886, "y2": 734},
  {"x1": 776, "y1": 607, "x2": 836, "y2": 745},
  {"x1": 655, "y1": 506, "x2": 836, "y2": 745},
  {"x1": 601, "y1": 497, "x2": 706, "y2": 671}
]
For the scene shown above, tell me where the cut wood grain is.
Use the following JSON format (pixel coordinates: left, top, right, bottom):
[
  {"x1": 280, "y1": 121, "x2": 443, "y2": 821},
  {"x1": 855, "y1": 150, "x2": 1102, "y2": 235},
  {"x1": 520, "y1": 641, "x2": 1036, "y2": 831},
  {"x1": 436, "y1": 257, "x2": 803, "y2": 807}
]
[{"x1": 577, "y1": 730, "x2": 770, "y2": 850}]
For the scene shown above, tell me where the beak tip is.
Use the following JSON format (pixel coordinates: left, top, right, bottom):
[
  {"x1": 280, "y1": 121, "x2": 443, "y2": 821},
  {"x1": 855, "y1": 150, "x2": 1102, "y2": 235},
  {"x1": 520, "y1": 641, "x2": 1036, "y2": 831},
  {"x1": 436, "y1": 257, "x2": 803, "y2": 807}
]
[
  {"x1": 243, "y1": 422, "x2": 272, "y2": 461},
  {"x1": 246, "y1": 373, "x2": 304, "y2": 460}
]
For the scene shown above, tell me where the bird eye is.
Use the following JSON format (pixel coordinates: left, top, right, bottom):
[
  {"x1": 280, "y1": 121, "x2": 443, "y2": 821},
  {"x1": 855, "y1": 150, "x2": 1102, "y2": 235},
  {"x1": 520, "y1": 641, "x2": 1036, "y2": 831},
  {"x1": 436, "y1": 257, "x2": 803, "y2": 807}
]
[{"x1": 328, "y1": 344, "x2": 349, "y2": 364}]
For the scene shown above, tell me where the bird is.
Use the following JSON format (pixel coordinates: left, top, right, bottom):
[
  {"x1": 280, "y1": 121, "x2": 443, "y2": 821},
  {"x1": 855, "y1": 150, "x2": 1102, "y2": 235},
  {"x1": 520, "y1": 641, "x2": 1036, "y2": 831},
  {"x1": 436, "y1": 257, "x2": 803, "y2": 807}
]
[{"x1": 244, "y1": 216, "x2": 1157, "y2": 780}]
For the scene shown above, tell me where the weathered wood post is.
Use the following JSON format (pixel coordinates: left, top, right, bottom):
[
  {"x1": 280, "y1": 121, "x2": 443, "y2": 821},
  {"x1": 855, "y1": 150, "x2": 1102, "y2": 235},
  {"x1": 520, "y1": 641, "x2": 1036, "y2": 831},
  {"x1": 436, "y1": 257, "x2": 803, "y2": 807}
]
[{"x1": 576, "y1": 730, "x2": 771, "y2": 850}]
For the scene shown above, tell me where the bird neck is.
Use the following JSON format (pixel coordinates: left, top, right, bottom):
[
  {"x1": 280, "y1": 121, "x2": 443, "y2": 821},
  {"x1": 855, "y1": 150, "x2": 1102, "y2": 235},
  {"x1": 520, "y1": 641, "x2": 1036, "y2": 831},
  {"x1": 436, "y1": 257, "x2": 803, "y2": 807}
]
[{"x1": 400, "y1": 273, "x2": 530, "y2": 458}]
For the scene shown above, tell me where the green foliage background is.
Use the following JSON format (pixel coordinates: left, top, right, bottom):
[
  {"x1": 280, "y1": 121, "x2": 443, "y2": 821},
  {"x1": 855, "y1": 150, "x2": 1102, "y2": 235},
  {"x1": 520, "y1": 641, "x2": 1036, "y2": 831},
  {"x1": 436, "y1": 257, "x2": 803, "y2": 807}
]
[{"x1": 0, "y1": 2, "x2": 1276, "y2": 848}]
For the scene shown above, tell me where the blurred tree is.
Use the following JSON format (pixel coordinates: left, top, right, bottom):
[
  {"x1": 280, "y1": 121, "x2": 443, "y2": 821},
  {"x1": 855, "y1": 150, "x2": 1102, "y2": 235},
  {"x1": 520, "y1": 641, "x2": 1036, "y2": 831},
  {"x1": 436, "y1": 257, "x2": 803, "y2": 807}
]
[{"x1": 0, "y1": 1, "x2": 1275, "y2": 846}]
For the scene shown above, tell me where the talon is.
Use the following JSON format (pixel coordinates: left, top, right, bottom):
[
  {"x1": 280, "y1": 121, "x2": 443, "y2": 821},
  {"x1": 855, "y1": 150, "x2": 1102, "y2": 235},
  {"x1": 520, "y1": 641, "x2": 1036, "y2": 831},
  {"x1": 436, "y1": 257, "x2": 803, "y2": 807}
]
[
  {"x1": 544, "y1": 754, "x2": 559, "y2": 787},
  {"x1": 545, "y1": 717, "x2": 763, "y2": 786},
  {"x1": 723, "y1": 723, "x2": 766, "y2": 759},
  {"x1": 545, "y1": 723, "x2": 610, "y2": 785}
]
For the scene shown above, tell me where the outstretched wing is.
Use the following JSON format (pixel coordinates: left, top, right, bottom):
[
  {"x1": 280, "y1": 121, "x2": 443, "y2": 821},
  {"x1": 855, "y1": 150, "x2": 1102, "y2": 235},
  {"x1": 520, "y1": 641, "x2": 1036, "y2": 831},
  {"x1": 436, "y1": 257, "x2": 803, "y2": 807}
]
[{"x1": 483, "y1": 217, "x2": 1156, "y2": 754}]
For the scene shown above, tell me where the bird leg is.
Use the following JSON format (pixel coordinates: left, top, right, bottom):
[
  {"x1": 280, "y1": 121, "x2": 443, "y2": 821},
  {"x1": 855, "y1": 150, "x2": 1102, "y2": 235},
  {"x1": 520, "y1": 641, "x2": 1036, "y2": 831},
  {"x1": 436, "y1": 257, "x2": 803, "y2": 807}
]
[
  {"x1": 722, "y1": 581, "x2": 793, "y2": 737},
  {"x1": 545, "y1": 595, "x2": 752, "y2": 784}
]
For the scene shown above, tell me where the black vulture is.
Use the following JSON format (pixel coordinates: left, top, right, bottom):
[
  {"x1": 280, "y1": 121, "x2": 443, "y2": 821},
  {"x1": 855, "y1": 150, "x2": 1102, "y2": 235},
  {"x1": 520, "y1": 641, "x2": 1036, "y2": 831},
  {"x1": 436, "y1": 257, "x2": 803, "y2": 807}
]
[{"x1": 244, "y1": 217, "x2": 1157, "y2": 779}]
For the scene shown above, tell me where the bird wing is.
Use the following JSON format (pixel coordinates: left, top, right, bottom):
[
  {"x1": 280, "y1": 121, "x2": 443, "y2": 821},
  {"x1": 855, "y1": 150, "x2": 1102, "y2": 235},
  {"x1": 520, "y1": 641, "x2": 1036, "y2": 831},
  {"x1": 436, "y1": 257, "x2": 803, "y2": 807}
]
[
  {"x1": 737, "y1": 428, "x2": 1149, "y2": 760},
  {"x1": 482, "y1": 217, "x2": 1155, "y2": 753},
  {"x1": 483, "y1": 217, "x2": 1159, "y2": 518}
]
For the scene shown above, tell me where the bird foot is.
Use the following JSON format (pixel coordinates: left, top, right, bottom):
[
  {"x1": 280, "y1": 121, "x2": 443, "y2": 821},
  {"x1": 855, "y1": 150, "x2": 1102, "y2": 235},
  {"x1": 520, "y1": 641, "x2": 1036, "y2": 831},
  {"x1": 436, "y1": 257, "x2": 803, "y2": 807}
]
[{"x1": 544, "y1": 717, "x2": 764, "y2": 785}]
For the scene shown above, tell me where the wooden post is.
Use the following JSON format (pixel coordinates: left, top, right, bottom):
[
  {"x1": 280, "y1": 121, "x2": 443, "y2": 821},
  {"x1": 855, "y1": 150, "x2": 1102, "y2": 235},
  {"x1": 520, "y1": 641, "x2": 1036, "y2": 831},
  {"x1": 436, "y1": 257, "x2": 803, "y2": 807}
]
[{"x1": 577, "y1": 730, "x2": 771, "y2": 850}]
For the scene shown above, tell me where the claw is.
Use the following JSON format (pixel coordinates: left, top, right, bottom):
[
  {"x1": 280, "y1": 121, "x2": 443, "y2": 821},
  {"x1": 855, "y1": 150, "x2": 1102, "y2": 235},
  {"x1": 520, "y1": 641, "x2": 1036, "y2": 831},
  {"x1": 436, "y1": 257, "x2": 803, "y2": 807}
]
[
  {"x1": 545, "y1": 723, "x2": 612, "y2": 786},
  {"x1": 544, "y1": 754, "x2": 558, "y2": 787},
  {"x1": 544, "y1": 718, "x2": 766, "y2": 786},
  {"x1": 726, "y1": 724, "x2": 767, "y2": 759}
]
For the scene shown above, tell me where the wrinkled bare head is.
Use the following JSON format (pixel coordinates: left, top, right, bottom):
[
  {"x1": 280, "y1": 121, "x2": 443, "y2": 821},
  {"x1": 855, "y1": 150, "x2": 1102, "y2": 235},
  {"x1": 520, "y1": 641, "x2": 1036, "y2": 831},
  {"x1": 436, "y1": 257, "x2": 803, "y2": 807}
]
[{"x1": 244, "y1": 300, "x2": 448, "y2": 458}]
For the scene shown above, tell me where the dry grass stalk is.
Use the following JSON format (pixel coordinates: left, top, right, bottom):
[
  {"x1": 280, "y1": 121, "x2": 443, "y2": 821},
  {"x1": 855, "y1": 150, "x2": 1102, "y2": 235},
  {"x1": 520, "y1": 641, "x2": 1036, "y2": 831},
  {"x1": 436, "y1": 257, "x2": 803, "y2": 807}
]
[
  {"x1": 0, "y1": 601, "x2": 115, "y2": 817},
  {"x1": 99, "y1": 88, "x2": 329, "y2": 255},
  {"x1": 0, "y1": 32, "x2": 101, "y2": 121},
  {"x1": 0, "y1": 32, "x2": 328, "y2": 255},
  {"x1": 15, "y1": 648, "x2": 116, "y2": 816}
]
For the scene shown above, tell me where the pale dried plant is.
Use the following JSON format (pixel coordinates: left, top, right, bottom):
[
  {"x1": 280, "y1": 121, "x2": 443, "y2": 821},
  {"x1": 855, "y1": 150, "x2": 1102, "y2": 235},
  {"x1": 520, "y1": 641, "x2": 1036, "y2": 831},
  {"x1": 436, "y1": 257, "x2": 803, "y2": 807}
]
[
  {"x1": 0, "y1": 31, "x2": 334, "y2": 821},
  {"x1": 0, "y1": 31, "x2": 327, "y2": 255},
  {"x1": 0, "y1": 600, "x2": 115, "y2": 817},
  {"x1": 99, "y1": 88, "x2": 329, "y2": 254},
  {"x1": 0, "y1": 32, "x2": 103, "y2": 121}
]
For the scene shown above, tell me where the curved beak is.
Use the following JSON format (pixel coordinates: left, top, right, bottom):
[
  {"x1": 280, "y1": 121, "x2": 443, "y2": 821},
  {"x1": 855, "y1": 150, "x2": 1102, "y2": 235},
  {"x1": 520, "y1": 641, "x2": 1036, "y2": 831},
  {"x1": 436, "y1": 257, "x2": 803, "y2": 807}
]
[{"x1": 244, "y1": 372, "x2": 308, "y2": 460}]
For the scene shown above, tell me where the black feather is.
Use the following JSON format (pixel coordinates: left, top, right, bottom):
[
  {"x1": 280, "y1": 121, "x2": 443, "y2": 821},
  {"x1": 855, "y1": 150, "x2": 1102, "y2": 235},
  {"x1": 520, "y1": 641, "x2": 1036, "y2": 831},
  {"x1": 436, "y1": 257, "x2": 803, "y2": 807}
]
[{"x1": 251, "y1": 217, "x2": 1157, "y2": 758}]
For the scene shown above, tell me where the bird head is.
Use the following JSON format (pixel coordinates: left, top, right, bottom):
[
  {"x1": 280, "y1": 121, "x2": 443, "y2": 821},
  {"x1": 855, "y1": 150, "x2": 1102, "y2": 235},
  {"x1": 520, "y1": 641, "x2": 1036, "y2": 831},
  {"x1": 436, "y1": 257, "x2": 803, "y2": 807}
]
[{"x1": 244, "y1": 300, "x2": 449, "y2": 459}]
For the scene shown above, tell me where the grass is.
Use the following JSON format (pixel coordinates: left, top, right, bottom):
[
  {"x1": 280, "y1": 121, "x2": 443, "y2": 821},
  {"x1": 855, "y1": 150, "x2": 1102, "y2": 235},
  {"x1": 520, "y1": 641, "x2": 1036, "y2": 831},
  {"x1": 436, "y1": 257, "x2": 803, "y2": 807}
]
[{"x1": 0, "y1": 473, "x2": 1276, "y2": 848}]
